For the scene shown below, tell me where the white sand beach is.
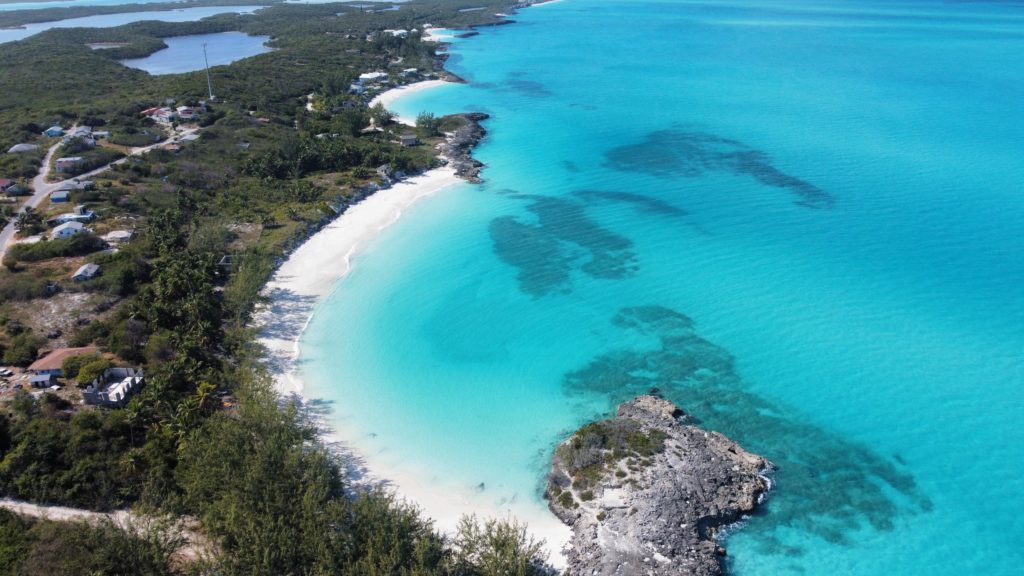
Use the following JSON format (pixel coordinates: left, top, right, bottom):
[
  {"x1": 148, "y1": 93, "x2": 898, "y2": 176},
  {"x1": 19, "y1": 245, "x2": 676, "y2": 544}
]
[
  {"x1": 258, "y1": 166, "x2": 459, "y2": 397},
  {"x1": 368, "y1": 79, "x2": 451, "y2": 126},
  {"x1": 258, "y1": 81, "x2": 572, "y2": 566},
  {"x1": 257, "y1": 167, "x2": 573, "y2": 566},
  {"x1": 423, "y1": 27, "x2": 457, "y2": 42}
]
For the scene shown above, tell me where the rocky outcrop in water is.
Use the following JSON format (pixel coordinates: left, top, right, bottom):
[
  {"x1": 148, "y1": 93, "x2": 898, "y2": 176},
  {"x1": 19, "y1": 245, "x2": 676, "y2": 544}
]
[
  {"x1": 547, "y1": 395, "x2": 773, "y2": 576},
  {"x1": 440, "y1": 112, "x2": 489, "y2": 182}
]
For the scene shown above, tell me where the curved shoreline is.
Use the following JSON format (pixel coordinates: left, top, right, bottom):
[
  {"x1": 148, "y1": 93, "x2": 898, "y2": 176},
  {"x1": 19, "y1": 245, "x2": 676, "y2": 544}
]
[
  {"x1": 257, "y1": 83, "x2": 573, "y2": 567},
  {"x1": 368, "y1": 79, "x2": 453, "y2": 126},
  {"x1": 258, "y1": 2, "x2": 576, "y2": 566},
  {"x1": 257, "y1": 165, "x2": 460, "y2": 399}
]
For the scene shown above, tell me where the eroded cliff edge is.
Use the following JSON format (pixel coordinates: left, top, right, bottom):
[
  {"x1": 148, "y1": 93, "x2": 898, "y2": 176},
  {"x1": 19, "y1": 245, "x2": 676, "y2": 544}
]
[{"x1": 547, "y1": 395, "x2": 774, "y2": 576}]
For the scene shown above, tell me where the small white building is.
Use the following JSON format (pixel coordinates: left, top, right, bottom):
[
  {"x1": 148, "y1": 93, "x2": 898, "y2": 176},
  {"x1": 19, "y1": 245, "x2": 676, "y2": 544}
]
[
  {"x1": 383, "y1": 29, "x2": 409, "y2": 38},
  {"x1": 72, "y1": 262, "x2": 100, "y2": 282},
  {"x1": 358, "y1": 71, "x2": 389, "y2": 84},
  {"x1": 102, "y1": 229, "x2": 134, "y2": 245},
  {"x1": 83, "y1": 367, "x2": 144, "y2": 407},
  {"x1": 176, "y1": 106, "x2": 199, "y2": 121},
  {"x1": 7, "y1": 143, "x2": 39, "y2": 153},
  {"x1": 55, "y1": 157, "x2": 84, "y2": 172},
  {"x1": 51, "y1": 221, "x2": 85, "y2": 239},
  {"x1": 51, "y1": 207, "x2": 95, "y2": 225}
]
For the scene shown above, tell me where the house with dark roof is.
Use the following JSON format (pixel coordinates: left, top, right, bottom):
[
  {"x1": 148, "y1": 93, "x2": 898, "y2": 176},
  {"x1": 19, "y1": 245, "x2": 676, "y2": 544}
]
[
  {"x1": 55, "y1": 157, "x2": 84, "y2": 173},
  {"x1": 4, "y1": 184, "x2": 28, "y2": 197}
]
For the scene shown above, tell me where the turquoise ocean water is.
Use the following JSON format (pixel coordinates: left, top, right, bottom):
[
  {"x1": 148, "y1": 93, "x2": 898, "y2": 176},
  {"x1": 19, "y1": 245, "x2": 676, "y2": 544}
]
[{"x1": 301, "y1": 0, "x2": 1024, "y2": 573}]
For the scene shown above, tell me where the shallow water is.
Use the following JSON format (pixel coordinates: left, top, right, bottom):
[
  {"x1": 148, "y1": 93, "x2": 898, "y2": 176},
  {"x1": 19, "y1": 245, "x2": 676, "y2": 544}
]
[
  {"x1": 119, "y1": 30, "x2": 269, "y2": 74},
  {"x1": 301, "y1": 0, "x2": 1024, "y2": 573},
  {"x1": 0, "y1": 5, "x2": 263, "y2": 44}
]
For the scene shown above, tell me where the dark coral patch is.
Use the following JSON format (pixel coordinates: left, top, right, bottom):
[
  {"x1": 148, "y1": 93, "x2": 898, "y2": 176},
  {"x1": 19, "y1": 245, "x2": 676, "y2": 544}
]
[
  {"x1": 489, "y1": 196, "x2": 637, "y2": 296},
  {"x1": 565, "y1": 306, "x2": 931, "y2": 554},
  {"x1": 605, "y1": 130, "x2": 834, "y2": 208}
]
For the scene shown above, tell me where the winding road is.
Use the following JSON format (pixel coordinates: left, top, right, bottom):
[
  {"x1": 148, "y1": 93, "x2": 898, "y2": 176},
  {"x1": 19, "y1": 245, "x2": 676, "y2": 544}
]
[{"x1": 0, "y1": 126, "x2": 199, "y2": 259}]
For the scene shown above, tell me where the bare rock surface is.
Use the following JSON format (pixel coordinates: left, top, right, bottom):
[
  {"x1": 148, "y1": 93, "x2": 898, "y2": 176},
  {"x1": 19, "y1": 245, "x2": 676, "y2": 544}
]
[
  {"x1": 439, "y1": 112, "x2": 489, "y2": 182},
  {"x1": 547, "y1": 395, "x2": 773, "y2": 576}
]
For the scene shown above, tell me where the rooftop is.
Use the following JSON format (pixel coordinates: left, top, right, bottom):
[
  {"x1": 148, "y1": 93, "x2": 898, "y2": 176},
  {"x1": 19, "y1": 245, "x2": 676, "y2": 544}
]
[{"x1": 28, "y1": 346, "x2": 99, "y2": 372}]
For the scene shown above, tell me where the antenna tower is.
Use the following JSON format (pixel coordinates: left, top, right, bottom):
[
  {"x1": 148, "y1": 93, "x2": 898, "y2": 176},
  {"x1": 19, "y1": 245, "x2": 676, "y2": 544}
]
[{"x1": 203, "y1": 42, "x2": 214, "y2": 100}]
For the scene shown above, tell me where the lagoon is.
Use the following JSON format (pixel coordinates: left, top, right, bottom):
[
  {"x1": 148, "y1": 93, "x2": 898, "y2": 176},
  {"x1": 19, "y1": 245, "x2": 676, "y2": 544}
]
[
  {"x1": 0, "y1": 0, "x2": 177, "y2": 11},
  {"x1": 301, "y1": 0, "x2": 1024, "y2": 574},
  {"x1": 119, "y1": 30, "x2": 269, "y2": 74},
  {"x1": 0, "y1": 5, "x2": 263, "y2": 44}
]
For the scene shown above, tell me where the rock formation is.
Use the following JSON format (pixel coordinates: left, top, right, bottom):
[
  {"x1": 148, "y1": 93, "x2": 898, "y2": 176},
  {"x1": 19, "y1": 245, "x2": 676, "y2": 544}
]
[
  {"x1": 547, "y1": 395, "x2": 773, "y2": 576},
  {"x1": 440, "y1": 112, "x2": 489, "y2": 182}
]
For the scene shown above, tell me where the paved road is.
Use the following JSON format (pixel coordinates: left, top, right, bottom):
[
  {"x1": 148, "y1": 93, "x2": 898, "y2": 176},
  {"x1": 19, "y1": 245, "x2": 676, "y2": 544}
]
[{"x1": 0, "y1": 127, "x2": 199, "y2": 259}]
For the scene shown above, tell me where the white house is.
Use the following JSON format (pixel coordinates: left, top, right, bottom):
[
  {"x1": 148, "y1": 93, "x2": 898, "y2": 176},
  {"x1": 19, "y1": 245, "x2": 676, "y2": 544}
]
[
  {"x1": 358, "y1": 71, "x2": 389, "y2": 84},
  {"x1": 51, "y1": 206, "x2": 95, "y2": 225},
  {"x1": 150, "y1": 107, "x2": 177, "y2": 124},
  {"x1": 176, "y1": 106, "x2": 199, "y2": 121},
  {"x1": 51, "y1": 221, "x2": 85, "y2": 239},
  {"x1": 72, "y1": 262, "x2": 100, "y2": 282}
]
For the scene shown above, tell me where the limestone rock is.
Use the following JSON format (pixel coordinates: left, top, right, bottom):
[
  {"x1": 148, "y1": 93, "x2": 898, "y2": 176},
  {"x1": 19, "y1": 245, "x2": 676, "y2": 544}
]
[{"x1": 547, "y1": 395, "x2": 773, "y2": 576}]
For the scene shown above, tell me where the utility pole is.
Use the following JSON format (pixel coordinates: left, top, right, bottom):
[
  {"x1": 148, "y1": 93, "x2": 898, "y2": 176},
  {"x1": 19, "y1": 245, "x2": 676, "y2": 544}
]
[{"x1": 203, "y1": 42, "x2": 214, "y2": 100}]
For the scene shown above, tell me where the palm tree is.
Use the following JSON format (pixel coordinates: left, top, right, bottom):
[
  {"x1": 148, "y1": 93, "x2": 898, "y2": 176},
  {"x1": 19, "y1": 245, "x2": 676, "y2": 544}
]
[{"x1": 14, "y1": 206, "x2": 42, "y2": 233}]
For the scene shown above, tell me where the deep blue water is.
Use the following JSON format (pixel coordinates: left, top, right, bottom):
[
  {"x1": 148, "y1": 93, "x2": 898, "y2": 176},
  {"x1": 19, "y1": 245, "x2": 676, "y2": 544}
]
[
  {"x1": 119, "y1": 30, "x2": 270, "y2": 74},
  {"x1": 0, "y1": 5, "x2": 264, "y2": 44},
  {"x1": 301, "y1": 0, "x2": 1024, "y2": 573}
]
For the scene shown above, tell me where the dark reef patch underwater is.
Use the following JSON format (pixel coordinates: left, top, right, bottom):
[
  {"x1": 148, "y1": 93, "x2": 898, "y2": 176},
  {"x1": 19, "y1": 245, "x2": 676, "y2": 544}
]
[
  {"x1": 489, "y1": 194, "x2": 638, "y2": 296},
  {"x1": 605, "y1": 130, "x2": 835, "y2": 209},
  {"x1": 564, "y1": 306, "x2": 932, "y2": 557}
]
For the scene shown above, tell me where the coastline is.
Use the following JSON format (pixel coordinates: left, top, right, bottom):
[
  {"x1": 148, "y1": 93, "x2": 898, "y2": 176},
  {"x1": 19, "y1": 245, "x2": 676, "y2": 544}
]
[
  {"x1": 257, "y1": 165, "x2": 460, "y2": 398},
  {"x1": 258, "y1": 79, "x2": 573, "y2": 567},
  {"x1": 368, "y1": 79, "x2": 452, "y2": 126}
]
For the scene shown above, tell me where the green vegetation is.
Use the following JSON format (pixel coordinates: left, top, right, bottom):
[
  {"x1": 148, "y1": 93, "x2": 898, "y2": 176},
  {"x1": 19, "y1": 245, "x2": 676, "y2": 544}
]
[
  {"x1": 5, "y1": 234, "x2": 106, "y2": 265},
  {"x1": 2, "y1": 332, "x2": 43, "y2": 366},
  {"x1": 554, "y1": 418, "x2": 669, "y2": 495},
  {"x1": 0, "y1": 509, "x2": 180, "y2": 576},
  {"x1": 0, "y1": 1, "x2": 558, "y2": 573}
]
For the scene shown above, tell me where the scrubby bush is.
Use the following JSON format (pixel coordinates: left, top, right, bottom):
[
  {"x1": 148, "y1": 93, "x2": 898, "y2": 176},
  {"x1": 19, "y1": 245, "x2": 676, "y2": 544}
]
[
  {"x1": 61, "y1": 352, "x2": 102, "y2": 380},
  {"x1": 76, "y1": 357, "x2": 113, "y2": 385},
  {"x1": 2, "y1": 332, "x2": 43, "y2": 366},
  {"x1": 6, "y1": 234, "x2": 105, "y2": 263}
]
